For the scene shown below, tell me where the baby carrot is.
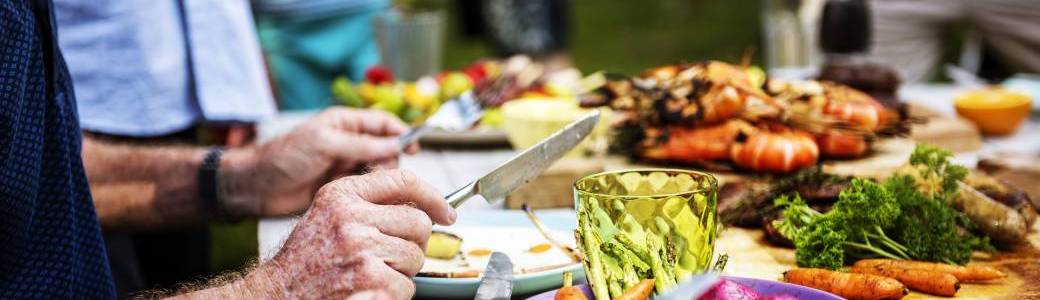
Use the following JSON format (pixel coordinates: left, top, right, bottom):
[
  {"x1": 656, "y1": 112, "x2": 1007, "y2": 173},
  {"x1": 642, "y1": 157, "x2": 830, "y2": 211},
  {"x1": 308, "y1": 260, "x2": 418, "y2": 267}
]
[
  {"x1": 612, "y1": 279, "x2": 655, "y2": 300},
  {"x1": 555, "y1": 272, "x2": 589, "y2": 300},
  {"x1": 784, "y1": 268, "x2": 908, "y2": 300},
  {"x1": 853, "y1": 259, "x2": 1006, "y2": 282},
  {"x1": 851, "y1": 265, "x2": 959, "y2": 297}
]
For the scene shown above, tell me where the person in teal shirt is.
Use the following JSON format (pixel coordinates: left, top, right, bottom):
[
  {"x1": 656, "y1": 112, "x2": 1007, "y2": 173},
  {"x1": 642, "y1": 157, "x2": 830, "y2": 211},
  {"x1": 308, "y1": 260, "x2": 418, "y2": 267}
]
[{"x1": 254, "y1": 0, "x2": 389, "y2": 110}]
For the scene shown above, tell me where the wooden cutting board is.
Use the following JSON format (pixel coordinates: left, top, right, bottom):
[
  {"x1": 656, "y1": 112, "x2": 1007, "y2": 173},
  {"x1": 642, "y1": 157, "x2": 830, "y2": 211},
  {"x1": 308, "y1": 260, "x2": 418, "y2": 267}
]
[
  {"x1": 596, "y1": 137, "x2": 1040, "y2": 299},
  {"x1": 716, "y1": 226, "x2": 1040, "y2": 300},
  {"x1": 706, "y1": 139, "x2": 1040, "y2": 299},
  {"x1": 908, "y1": 104, "x2": 984, "y2": 153}
]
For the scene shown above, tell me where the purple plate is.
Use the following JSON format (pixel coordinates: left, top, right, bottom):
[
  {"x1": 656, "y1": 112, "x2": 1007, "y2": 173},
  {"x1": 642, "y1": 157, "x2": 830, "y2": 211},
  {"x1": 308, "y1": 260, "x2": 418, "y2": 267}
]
[{"x1": 525, "y1": 276, "x2": 843, "y2": 300}]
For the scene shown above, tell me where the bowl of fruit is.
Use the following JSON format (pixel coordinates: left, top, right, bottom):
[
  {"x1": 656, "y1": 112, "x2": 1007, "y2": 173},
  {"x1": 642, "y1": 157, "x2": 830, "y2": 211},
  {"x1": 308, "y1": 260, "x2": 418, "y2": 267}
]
[{"x1": 954, "y1": 87, "x2": 1032, "y2": 135}]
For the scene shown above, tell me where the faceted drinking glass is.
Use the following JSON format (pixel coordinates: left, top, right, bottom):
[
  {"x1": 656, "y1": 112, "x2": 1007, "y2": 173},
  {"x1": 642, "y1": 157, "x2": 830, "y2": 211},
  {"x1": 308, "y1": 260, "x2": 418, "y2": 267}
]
[{"x1": 574, "y1": 169, "x2": 718, "y2": 298}]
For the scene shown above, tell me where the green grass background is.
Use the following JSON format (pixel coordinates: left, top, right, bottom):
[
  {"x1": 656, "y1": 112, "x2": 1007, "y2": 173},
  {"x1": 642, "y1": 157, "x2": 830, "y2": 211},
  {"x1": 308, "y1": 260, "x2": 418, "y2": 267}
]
[{"x1": 441, "y1": 0, "x2": 764, "y2": 74}]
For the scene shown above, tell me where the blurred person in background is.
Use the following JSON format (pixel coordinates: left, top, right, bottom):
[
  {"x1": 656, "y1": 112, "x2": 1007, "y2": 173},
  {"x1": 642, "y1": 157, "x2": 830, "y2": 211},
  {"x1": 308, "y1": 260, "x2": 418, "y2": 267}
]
[
  {"x1": 870, "y1": 0, "x2": 1040, "y2": 82},
  {"x1": 4, "y1": 0, "x2": 450, "y2": 299},
  {"x1": 457, "y1": 0, "x2": 572, "y2": 71},
  {"x1": 253, "y1": 0, "x2": 389, "y2": 110}
]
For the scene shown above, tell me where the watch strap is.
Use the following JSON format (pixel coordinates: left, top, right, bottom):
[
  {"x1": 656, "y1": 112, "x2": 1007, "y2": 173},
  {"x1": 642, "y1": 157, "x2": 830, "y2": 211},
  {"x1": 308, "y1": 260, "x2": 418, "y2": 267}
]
[{"x1": 199, "y1": 147, "x2": 233, "y2": 221}]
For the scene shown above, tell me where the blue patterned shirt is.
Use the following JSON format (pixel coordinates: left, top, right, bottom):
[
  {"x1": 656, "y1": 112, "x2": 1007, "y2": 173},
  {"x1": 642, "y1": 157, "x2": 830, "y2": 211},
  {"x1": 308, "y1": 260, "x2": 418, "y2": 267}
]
[{"x1": 0, "y1": 0, "x2": 116, "y2": 297}]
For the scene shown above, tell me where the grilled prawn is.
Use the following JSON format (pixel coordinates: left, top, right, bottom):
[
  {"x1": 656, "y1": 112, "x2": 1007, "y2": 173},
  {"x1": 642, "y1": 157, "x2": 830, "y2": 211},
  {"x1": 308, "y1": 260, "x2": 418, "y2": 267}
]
[{"x1": 585, "y1": 61, "x2": 904, "y2": 173}]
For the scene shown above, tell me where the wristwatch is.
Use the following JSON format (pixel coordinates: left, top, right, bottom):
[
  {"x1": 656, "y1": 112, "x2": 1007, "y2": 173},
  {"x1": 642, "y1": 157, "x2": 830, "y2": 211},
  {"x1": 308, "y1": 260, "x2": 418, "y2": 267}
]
[{"x1": 198, "y1": 147, "x2": 238, "y2": 222}]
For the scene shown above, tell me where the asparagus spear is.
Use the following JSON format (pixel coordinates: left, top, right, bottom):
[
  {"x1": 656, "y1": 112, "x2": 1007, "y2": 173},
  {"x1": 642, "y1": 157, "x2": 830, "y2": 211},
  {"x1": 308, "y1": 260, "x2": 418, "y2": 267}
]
[
  {"x1": 602, "y1": 239, "x2": 650, "y2": 272},
  {"x1": 577, "y1": 208, "x2": 610, "y2": 300},
  {"x1": 646, "y1": 232, "x2": 677, "y2": 293}
]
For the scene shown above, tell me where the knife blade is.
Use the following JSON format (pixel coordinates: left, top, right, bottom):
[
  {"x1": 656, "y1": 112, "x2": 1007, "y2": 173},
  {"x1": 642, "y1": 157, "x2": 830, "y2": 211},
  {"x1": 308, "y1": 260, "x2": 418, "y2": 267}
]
[
  {"x1": 445, "y1": 110, "x2": 600, "y2": 208},
  {"x1": 655, "y1": 272, "x2": 721, "y2": 300},
  {"x1": 474, "y1": 252, "x2": 514, "y2": 300}
]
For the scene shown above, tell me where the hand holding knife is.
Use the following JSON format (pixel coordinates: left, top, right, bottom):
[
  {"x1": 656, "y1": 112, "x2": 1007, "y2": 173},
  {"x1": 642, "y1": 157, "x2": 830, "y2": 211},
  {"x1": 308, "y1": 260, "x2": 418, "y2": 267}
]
[{"x1": 444, "y1": 110, "x2": 600, "y2": 208}]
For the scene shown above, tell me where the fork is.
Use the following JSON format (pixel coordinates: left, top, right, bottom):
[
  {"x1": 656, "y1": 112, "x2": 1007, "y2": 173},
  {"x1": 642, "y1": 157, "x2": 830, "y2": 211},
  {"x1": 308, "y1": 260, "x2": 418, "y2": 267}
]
[{"x1": 396, "y1": 90, "x2": 484, "y2": 151}]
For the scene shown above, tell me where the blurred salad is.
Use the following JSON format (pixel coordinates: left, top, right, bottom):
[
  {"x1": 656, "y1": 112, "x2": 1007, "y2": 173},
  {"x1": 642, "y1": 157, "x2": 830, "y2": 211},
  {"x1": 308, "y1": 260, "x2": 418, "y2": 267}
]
[
  {"x1": 330, "y1": 55, "x2": 589, "y2": 127},
  {"x1": 330, "y1": 62, "x2": 490, "y2": 124}
]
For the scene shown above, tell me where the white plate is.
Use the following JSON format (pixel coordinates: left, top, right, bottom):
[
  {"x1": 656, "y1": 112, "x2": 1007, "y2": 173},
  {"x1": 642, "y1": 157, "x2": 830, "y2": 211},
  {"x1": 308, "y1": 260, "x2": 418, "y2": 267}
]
[
  {"x1": 415, "y1": 226, "x2": 584, "y2": 298},
  {"x1": 259, "y1": 209, "x2": 585, "y2": 299}
]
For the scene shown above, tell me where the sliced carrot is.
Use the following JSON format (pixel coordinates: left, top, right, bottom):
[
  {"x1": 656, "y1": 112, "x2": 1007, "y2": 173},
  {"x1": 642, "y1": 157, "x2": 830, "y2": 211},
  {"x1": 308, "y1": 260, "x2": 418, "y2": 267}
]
[
  {"x1": 784, "y1": 268, "x2": 907, "y2": 300},
  {"x1": 612, "y1": 279, "x2": 655, "y2": 300},
  {"x1": 851, "y1": 265, "x2": 959, "y2": 297},
  {"x1": 853, "y1": 259, "x2": 1006, "y2": 282}
]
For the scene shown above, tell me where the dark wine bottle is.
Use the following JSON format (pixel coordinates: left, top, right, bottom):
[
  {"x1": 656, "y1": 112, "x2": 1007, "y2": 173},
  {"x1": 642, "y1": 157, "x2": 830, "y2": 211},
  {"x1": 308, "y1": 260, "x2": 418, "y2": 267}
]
[{"x1": 819, "y1": 0, "x2": 871, "y2": 55}]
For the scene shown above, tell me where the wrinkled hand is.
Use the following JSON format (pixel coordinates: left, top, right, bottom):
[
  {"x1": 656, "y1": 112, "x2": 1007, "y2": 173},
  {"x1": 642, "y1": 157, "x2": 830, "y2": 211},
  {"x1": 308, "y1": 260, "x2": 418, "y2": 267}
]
[
  {"x1": 241, "y1": 170, "x2": 455, "y2": 299},
  {"x1": 222, "y1": 107, "x2": 419, "y2": 218}
]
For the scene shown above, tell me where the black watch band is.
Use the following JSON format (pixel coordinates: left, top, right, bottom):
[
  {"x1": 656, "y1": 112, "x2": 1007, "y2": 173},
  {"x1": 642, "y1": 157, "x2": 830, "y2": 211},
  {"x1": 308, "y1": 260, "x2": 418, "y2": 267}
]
[{"x1": 199, "y1": 147, "x2": 235, "y2": 222}]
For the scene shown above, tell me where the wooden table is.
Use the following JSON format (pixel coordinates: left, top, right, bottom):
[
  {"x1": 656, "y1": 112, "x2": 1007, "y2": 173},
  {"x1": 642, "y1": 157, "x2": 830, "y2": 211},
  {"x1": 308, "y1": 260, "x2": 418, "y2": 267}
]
[
  {"x1": 718, "y1": 227, "x2": 1040, "y2": 300},
  {"x1": 256, "y1": 84, "x2": 1040, "y2": 297}
]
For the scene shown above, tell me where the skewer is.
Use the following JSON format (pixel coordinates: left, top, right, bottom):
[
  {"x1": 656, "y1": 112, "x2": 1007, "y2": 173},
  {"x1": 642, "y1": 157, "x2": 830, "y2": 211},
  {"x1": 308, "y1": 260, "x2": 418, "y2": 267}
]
[{"x1": 521, "y1": 203, "x2": 584, "y2": 262}]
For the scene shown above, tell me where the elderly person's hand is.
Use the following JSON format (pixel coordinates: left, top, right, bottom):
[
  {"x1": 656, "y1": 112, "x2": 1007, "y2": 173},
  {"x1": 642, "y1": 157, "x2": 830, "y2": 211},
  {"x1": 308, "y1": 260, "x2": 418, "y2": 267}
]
[
  {"x1": 234, "y1": 170, "x2": 455, "y2": 299},
  {"x1": 220, "y1": 107, "x2": 419, "y2": 218}
]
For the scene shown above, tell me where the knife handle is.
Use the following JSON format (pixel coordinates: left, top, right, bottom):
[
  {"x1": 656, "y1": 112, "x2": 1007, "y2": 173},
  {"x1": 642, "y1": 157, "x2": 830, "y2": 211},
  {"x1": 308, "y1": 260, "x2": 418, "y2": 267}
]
[{"x1": 445, "y1": 181, "x2": 477, "y2": 208}]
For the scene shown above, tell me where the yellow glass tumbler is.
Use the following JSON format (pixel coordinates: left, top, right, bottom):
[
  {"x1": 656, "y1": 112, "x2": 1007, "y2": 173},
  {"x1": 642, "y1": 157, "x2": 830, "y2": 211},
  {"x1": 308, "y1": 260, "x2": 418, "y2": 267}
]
[{"x1": 574, "y1": 169, "x2": 718, "y2": 299}]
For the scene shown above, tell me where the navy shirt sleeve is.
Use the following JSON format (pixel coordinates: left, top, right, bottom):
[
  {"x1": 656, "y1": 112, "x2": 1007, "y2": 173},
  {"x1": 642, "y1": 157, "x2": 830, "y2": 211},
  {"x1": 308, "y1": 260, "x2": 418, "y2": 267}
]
[{"x1": 0, "y1": 0, "x2": 116, "y2": 297}]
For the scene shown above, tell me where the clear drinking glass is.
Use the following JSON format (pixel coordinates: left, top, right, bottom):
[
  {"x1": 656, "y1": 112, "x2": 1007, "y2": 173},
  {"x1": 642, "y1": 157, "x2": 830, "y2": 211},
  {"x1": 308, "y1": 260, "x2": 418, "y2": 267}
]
[
  {"x1": 373, "y1": 10, "x2": 445, "y2": 81},
  {"x1": 574, "y1": 169, "x2": 718, "y2": 298},
  {"x1": 762, "y1": 0, "x2": 815, "y2": 79}
]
